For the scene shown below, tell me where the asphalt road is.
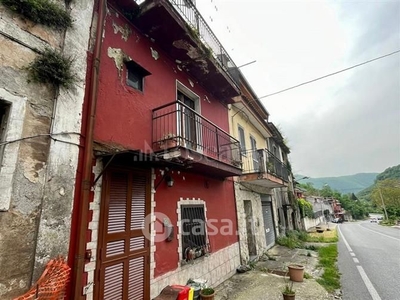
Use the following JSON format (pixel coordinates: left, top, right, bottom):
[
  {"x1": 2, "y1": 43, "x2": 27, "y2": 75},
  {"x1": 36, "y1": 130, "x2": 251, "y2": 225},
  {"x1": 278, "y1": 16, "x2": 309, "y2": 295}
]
[{"x1": 338, "y1": 221, "x2": 400, "y2": 300}]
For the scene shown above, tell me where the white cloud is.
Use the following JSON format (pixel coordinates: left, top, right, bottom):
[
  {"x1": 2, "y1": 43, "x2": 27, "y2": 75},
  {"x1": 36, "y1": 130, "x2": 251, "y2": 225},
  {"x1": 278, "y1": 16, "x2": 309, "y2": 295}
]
[{"x1": 196, "y1": 0, "x2": 400, "y2": 176}]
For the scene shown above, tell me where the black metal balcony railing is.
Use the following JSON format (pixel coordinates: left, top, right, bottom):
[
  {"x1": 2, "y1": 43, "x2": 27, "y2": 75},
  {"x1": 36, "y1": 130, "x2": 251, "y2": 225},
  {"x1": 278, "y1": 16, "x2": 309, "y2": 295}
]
[
  {"x1": 152, "y1": 101, "x2": 241, "y2": 168},
  {"x1": 242, "y1": 149, "x2": 289, "y2": 182}
]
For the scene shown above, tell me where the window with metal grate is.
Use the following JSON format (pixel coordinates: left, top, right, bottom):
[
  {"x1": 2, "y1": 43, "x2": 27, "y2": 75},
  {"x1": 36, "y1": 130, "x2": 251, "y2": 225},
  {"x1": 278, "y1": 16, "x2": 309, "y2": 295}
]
[{"x1": 181, "y1": 205, "x2": 209, "y2": 261}]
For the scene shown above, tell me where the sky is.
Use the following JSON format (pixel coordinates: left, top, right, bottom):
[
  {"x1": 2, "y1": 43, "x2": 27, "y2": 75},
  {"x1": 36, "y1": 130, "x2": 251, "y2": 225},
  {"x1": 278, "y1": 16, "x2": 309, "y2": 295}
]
[{"x1": 195, "y1": 0, "x2": 400, "y2": 177}]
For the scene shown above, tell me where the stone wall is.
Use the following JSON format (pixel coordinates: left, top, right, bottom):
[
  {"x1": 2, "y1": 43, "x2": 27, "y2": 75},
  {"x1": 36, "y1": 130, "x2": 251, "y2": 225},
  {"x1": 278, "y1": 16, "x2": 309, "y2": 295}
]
[
  {"x1": 150, "y1": 243, "x2": 240, "y2": 299},
  {"x1": 234, "y1": 182, "x2": 273, "y2": 263},
  {"x1": 0, "y1": 1, "x2": 93, "y2": 298}
]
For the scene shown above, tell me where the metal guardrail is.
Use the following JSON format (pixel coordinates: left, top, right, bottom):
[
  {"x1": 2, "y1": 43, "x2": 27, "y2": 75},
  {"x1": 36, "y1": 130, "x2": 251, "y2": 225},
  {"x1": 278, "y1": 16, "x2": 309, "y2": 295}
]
[
  {"x1": 242, "y1": 148, "x2": 289, "y2": 182},
  {"x1": 152, "y1": 101, "x2": 242, "y2": 168}
]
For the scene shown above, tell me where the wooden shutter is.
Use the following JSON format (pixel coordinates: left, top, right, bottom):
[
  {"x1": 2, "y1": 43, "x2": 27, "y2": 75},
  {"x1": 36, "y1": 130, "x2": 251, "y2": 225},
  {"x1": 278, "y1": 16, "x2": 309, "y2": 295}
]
[{"x1": 96, "y1": 168, "x2": 150, "y2": 300}]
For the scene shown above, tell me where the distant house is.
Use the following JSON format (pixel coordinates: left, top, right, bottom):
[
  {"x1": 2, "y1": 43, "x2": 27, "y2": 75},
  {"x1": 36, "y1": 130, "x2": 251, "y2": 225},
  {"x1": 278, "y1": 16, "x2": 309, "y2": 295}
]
[
  {"x1": 302, "y1": 197, "x2": 333, "y2": 230},
  {"x1": 228, "y1": 73, "x2": 298, "y2": 263}
]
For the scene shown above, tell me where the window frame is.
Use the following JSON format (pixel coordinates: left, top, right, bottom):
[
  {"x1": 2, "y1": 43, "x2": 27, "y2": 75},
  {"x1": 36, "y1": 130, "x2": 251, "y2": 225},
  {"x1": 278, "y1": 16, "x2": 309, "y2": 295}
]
[
  {"x1": 0, "y1": 90, "x2": 26, "y2": 211},
  {"x1": 238, "y1": 125, "x2": 246, "y2": 156},
  {"x1": 0, "y1": 101, "x2": 11, "y2": 168},
  {"x1": 125, "y1": 60, "x2": 151, "y2": 92},
  {"x1": 180, "y1": 204, "x2": 209, "y2": 262}
]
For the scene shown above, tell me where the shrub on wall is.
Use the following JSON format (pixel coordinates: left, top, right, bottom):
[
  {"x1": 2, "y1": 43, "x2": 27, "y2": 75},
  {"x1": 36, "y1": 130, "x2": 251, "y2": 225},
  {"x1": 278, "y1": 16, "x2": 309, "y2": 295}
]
[
  {"x1": 27, "y1": 48, "x2": 76, "y2": 89},
  {"x1": 1, "y1": 0, "x2": 72, "y2": 30},
  {"x1": 298, "y1": 198, "x2": 314, "y2": 218}
]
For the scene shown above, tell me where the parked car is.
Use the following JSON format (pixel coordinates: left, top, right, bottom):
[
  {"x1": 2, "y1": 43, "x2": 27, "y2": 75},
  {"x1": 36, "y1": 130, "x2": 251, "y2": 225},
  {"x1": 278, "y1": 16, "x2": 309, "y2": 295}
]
[
  {"x1": 332, "y1": 218, "x2": 343, "y2": 223},
  {"x1": 370, "y1": 217, "x2": 378, "y2": 223}
]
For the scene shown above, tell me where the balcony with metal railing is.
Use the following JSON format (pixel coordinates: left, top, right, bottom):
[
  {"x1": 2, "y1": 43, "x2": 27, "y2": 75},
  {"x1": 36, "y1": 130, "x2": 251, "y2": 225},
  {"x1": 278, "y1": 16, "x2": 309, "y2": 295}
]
[
  {"x1": 122, "y1": 0, "x2": 240, "y2": 100},
  {"x1": 240, "y1": 148, "x2": 289, "y2": 187},
  {"x1": 152, "y1": 101, "x2": 242, "y2": 177}
]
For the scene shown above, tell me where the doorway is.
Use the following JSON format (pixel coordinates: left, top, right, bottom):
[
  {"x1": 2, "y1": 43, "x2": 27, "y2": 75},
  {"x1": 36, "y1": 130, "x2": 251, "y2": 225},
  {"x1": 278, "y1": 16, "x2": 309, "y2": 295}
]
[
  {"x1": 176, "y1": 82, "x2": 201, "y2": 152},
  {"x1": 261, "y1": 196, "x2": 276, "y2": 249},
  {"x1": 95, "y1": 168, "x2": 151, "y2": 300}
]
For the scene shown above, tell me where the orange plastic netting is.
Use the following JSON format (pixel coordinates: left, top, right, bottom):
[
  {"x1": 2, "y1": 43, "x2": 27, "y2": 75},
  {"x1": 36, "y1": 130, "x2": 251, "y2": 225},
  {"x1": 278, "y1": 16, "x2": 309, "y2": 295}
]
[{"x1": 14, "y1": 256, "x2": 71, "y2": 300}]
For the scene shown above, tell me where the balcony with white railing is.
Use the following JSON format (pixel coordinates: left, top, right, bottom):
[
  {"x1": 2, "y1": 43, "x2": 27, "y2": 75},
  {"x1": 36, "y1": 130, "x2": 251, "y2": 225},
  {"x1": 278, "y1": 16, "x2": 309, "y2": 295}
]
[{"x1": 240, "y1": 148, "x2": 290, "y2": 187}]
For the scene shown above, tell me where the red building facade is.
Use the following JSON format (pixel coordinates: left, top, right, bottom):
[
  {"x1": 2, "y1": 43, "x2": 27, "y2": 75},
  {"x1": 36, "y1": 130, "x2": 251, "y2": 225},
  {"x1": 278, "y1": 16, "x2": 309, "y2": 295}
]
[{"x1": 70, "y1": 1, "x2": 243, "y2": 299}]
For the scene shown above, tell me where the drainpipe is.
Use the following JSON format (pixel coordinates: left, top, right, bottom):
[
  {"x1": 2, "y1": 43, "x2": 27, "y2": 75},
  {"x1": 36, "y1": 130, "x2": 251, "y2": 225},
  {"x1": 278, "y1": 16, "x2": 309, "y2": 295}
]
[
  {"x1": 232, "y1": 181, "x2": 243, "y2": 264},
  {"x1": 71, "y1": 0, "x2": 106, "y2": 298}
]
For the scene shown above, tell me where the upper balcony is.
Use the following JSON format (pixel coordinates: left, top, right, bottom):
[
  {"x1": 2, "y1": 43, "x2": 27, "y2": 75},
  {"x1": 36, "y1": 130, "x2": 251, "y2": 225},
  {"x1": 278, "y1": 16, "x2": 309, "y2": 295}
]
[
  {"x1": 152, "y1": 101, "x2": 242, "y2": 177},
  {"x1": 240, "y1": 149, "x2": 289, "y2": 188},
  {"x1": 124, "y1": 0, "x2": 240, "y2": 101}
]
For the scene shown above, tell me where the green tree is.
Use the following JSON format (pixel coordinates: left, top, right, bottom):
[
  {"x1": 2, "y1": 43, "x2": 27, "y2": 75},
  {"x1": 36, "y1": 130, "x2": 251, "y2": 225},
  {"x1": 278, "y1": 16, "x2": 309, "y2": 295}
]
[{"x1": 371, "y1": 179, "x2": 400, "y2": 218}]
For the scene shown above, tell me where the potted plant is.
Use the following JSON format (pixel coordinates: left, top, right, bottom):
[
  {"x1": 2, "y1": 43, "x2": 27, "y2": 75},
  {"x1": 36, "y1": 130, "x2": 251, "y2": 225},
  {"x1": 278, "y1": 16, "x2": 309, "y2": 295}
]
[
  {"x1": 287, "y1": 264, "x2": 304, "y2": 282},
  {"x1": 159, "y1": 133, "x2": 177, "y2": 149},
  {"x1": 282, "y1": 279, "x2": 295, "y2": 300},
  {"x1": 200, "y1": 287, "x2": 215, "y2": 300}
]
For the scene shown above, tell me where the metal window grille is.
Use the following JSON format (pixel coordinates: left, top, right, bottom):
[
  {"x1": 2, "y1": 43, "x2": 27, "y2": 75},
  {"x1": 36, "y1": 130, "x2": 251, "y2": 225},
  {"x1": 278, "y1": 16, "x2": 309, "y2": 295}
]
[{"x1": 181, "y1": 205, "x2": 209, "y2": 261}]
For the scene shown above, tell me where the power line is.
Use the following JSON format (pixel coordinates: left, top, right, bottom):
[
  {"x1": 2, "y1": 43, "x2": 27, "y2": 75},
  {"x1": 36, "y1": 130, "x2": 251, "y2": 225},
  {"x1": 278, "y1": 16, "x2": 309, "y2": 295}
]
[{"x1": 258, "y1": 49, "x2": 400, "y2": 99}]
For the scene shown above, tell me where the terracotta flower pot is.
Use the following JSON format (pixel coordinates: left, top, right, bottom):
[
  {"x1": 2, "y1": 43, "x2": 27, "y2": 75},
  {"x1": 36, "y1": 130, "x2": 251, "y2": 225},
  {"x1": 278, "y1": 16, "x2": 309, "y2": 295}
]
[
  {"x1": 282, "y1": 292, "x2": 295, "y2": 300},
  {"x1": 200, "y1": 289, "x2": 215, "y2": 300},
  {"x1": 159, "y1": 139, "x2": 177, "y2": 150},
  {"x1": 288, "y1": 264, "x2": 305, "y2": 282}
]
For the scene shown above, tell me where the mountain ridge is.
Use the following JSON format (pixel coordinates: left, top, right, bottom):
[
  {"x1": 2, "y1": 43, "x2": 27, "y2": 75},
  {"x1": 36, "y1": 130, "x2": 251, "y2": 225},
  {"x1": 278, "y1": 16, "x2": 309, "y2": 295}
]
[{"x1": 295, "y1": 172, "x2": 379, "y2": 194}]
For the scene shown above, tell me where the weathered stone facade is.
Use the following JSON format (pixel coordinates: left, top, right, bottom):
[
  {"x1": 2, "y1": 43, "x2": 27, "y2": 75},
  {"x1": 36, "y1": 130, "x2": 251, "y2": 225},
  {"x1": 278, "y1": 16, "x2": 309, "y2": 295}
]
[
  {"x1": 0, "y1": 1, "x2": 94, "y2": 298},
  {"x1": 234, "y1": 182, "x2": 274, "y2": 263}
]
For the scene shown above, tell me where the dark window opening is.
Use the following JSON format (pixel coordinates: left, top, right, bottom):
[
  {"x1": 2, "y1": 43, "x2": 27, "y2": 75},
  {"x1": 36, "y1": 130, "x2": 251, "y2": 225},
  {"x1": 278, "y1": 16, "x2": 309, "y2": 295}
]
[
  {"x1": 181, "y1": 205, "x2": 209, "y2": 261},
  {"x1": 125, "y1": 60, "x2": 151, "y2": 92},
  {"x1": 238, "y1": 125, "x2": 246, "y2": 155},
  {"x1": 0, "y1": 100, "x2": 11, "y2": 168}
]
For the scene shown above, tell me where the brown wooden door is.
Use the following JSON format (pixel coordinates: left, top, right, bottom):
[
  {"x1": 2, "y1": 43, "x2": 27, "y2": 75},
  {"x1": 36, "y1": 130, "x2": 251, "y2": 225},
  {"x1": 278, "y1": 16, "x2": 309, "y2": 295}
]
[{"x1": 95, "y1": 168, "x2": 151, "y2": 300}]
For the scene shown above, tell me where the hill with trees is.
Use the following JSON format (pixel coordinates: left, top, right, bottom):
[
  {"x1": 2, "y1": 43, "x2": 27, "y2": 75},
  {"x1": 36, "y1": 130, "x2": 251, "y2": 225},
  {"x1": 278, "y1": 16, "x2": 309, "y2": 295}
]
[
  {"x1": 357, "y1": 165, "x2": 400, "y2": 222},
  {"x1": 296, "y1": 165, "x2": 400, "y2": 221},
  {"x1": 295, "y1": 173, "x2": 378, "y2": 194}
]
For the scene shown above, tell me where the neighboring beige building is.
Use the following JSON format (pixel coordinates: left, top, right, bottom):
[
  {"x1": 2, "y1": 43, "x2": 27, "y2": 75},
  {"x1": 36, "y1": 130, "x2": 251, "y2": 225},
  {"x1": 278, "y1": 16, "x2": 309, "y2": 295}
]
[
  {"x1": 0, "y1": 1, "x2": 93, "y2": 299},
  {"x1": 229, "y1": 73, "x2": 297, "y2": 263}
]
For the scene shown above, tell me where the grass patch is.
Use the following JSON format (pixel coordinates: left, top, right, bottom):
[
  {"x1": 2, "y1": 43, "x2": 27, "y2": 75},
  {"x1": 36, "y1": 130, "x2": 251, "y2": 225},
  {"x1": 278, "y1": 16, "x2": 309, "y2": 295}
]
[
  {"x1": 379, "y1": 219, "x2": 396, "y2": 226},
  {"x1": 316, "y1": 244, "x2": 340, "y2": 292},
  {"x1": 277, "y1": 229, "x2": 338, "y2": 249},
  {"x1": 307, "y1": 229, "x2": 338, "y2": 243},
  {"x1": 304, "y1": 272, "x2": 313, "y2": 279},
  {"x1": 1, "y1": 0, "x2": 72, "y2": 30},
  {"x1": 276, "y1": 235, "x2": 303, "y2": 249}
]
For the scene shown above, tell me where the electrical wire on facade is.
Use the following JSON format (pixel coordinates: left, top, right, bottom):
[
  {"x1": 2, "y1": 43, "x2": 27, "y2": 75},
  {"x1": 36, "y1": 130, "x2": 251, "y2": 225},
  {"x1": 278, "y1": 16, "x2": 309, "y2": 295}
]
[{"x1": 0, "y1": 132, "x2": 83, "y2": 147}]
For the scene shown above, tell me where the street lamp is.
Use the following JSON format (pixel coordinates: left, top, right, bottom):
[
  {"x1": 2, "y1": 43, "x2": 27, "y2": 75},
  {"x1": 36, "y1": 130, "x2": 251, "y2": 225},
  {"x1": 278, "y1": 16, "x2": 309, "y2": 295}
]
[{"x1": 296, "y1": 176, "x2": 309, "y2": 181}]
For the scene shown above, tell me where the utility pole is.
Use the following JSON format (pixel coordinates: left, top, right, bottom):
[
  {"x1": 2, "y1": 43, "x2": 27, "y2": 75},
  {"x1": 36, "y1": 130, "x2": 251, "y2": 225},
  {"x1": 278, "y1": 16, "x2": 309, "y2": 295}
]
[{"x1": 378, "y1": 187, "x2": 389, "y2": 220}]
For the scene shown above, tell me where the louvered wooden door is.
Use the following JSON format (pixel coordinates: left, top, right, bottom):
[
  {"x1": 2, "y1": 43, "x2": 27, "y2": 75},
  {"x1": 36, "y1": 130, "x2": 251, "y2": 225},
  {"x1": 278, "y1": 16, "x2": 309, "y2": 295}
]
[{"x1": 96, "y1": 168, "x2": 150, "y2": 300}]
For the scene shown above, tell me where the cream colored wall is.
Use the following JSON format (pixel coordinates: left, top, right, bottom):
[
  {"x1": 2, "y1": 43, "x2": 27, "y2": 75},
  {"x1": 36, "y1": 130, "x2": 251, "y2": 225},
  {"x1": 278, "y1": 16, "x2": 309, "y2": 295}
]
[{"x1": 228, "y1": 105, "x2": 267, "y2": 151}]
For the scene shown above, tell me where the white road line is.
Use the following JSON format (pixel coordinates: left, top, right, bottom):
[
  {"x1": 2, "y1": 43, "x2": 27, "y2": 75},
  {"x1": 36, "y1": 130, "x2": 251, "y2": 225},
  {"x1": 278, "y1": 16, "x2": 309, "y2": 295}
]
[
  {"x1": 338, "y1": 225, "x2": 353, "y2": 252},
  {"x1": 357, "y1": 265, "x2": 382, "y2": 300},
  {"x1": 350, "y1": 252, "x2": 355, "y2": 257},
  {"x1": 359, "y1": 224, "x2": 400, "y2": 241},
  {"x1": 353, "y1": 257, "x2": 359, "y2": 263}
]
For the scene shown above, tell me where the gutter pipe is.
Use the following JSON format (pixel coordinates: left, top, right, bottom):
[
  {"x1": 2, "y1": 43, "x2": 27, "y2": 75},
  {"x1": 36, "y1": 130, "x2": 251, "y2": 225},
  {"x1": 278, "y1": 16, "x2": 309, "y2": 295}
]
[{"x1": 71, "y1": 0, "x2": 106, "y2": 298}]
